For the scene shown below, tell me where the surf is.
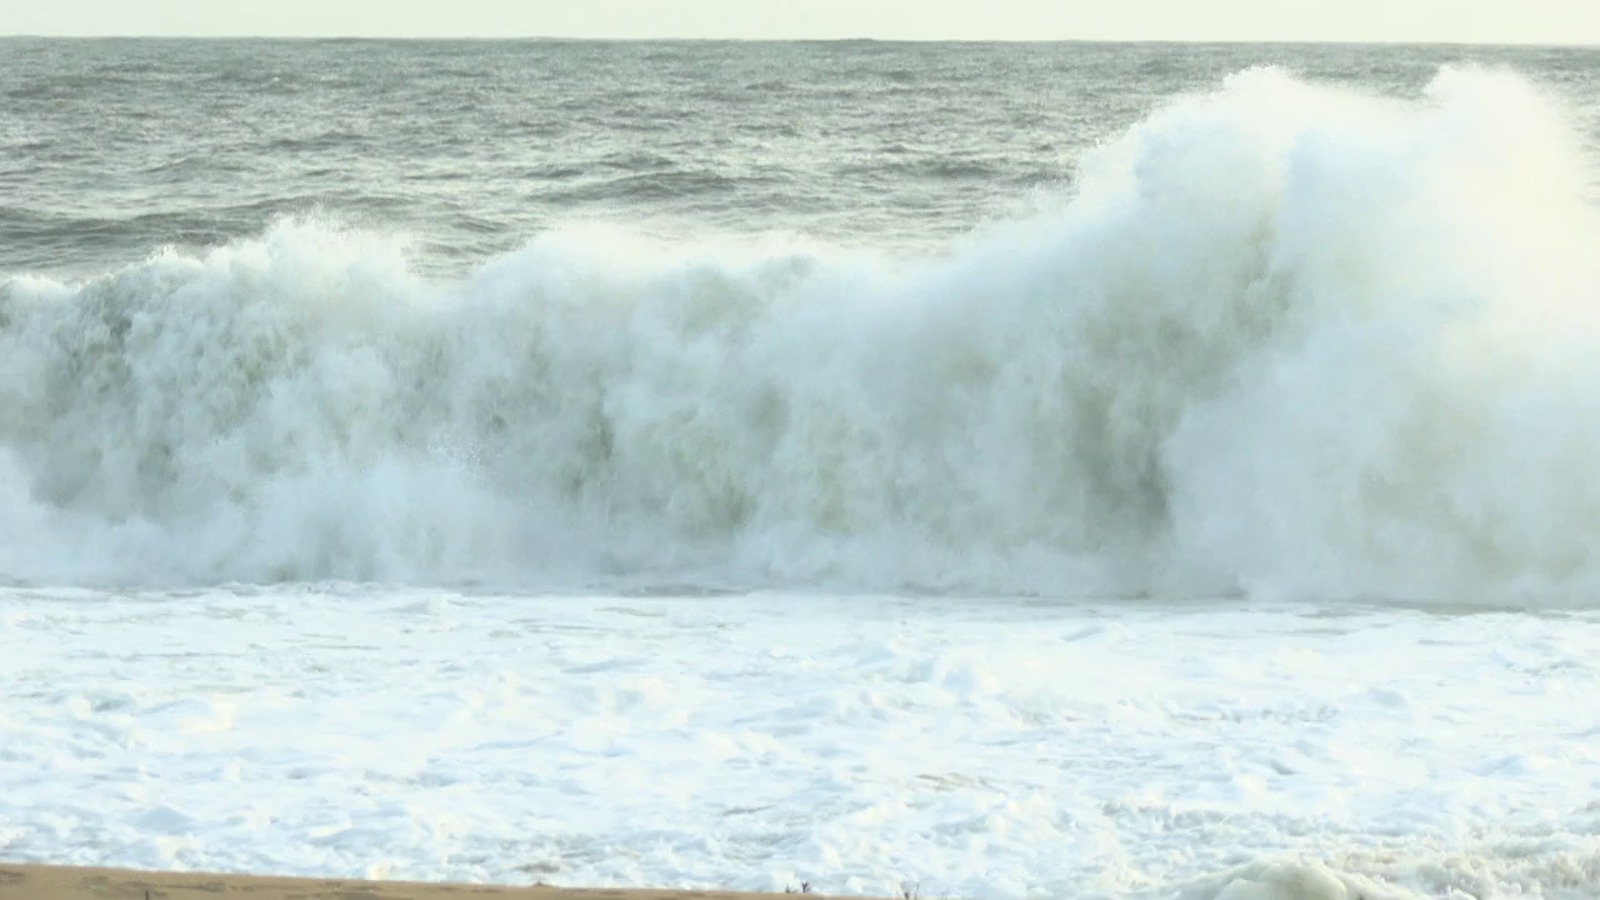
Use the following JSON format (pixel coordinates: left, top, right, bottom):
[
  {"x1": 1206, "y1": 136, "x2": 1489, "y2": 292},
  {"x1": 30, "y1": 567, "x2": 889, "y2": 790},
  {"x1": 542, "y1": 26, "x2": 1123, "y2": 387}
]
[{"x1": 2, "y1": 65, "x2": 1596, "y2": 601}]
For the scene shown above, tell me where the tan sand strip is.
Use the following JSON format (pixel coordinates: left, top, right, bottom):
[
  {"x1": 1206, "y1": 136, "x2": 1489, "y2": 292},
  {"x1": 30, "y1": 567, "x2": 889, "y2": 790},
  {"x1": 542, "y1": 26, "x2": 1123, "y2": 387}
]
[{"x1": 0, "y1": 864, "x2": 859, "y2": 900}]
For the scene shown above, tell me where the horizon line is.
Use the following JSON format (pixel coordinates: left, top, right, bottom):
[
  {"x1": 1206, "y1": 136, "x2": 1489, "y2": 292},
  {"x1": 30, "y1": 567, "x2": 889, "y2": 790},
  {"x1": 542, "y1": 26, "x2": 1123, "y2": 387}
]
[{"x1": 2, "y1": 34, "x2": 1598, "y2": 48}]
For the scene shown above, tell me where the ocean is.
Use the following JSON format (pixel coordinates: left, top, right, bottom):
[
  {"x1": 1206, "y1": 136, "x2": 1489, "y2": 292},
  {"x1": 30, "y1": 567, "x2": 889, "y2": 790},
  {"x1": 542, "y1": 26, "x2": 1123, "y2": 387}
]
[{"x1": 2, "y1": 37, "x2": 1600, "y2": 898}]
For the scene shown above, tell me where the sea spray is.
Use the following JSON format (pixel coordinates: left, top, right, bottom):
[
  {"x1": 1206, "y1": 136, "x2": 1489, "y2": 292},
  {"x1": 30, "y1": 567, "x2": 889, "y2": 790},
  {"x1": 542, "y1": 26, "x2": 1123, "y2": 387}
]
[{"x1": 2, "y1": 66, "x2": 1597, "y2": 600}]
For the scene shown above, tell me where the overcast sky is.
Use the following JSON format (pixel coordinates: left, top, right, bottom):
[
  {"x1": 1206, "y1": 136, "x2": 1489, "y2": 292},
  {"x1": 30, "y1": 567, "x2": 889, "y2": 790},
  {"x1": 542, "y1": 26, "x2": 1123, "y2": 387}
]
[{"x1": 2, "y1": 0, "x2": 1598, "y2": 44}]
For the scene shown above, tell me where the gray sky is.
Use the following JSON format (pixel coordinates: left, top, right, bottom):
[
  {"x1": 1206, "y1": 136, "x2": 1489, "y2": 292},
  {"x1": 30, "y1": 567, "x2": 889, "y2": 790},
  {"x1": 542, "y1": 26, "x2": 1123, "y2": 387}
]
[{"x1": 3, "y1": 0, "x2": 1598, "y2": 44}]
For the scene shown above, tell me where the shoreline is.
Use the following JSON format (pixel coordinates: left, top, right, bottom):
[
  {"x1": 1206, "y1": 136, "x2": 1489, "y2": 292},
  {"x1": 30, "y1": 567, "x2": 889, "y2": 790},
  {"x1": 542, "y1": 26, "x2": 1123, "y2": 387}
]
[{"x1": 0, "y1": 863, "x2": 856, "y2": 899}]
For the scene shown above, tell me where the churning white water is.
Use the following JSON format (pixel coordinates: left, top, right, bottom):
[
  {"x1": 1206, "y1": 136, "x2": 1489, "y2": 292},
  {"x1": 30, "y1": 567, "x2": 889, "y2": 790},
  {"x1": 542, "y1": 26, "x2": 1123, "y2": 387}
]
[
  {"x1": 3, "y1": 67, "x2": 1598, "y2": 602},
  {"x1": 3, "y1": 587, "x2": 1599, "y2": 899}
]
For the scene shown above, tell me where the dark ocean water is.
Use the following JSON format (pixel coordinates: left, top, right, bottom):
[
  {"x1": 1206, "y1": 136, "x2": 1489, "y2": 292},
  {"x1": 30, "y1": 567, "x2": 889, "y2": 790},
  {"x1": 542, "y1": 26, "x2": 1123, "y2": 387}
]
[{"x1": 3, "y1": 40, "x2": 1597, "y2": 274}]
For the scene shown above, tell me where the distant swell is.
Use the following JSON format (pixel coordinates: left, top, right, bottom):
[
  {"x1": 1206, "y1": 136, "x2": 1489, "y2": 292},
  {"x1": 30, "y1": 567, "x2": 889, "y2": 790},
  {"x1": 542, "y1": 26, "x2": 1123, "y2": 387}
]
[{"x1": 4, "y1": 66, "x2": 1599, "y2": 601}]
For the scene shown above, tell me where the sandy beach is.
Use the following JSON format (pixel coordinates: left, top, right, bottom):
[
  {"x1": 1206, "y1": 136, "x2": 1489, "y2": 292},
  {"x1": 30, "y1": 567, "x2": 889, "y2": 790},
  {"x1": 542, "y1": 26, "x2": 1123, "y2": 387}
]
[{"x1": 0, "y1": 864, "x2": 831, "y2": 900}]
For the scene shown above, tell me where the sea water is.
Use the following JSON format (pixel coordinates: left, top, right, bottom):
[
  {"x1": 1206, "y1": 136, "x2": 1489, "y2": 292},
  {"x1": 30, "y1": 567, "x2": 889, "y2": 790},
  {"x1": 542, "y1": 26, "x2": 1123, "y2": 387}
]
[{"x1": 2, "y1": 38, "x2": 1599, "y2": 898}]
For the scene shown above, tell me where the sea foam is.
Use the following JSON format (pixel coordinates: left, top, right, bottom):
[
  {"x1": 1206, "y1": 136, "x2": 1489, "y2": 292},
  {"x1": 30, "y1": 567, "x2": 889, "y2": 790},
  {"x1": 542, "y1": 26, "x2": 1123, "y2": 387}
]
[{"x1": 3, "y1": 66, "x2": 1597, "y2": 600}]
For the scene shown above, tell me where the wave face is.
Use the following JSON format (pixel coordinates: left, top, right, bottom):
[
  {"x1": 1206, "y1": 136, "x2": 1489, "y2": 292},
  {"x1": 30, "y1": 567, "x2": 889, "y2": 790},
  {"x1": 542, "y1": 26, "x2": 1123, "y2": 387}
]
[{"x1": 4, "y1": 66, "x2": 1598, "y2": 599}]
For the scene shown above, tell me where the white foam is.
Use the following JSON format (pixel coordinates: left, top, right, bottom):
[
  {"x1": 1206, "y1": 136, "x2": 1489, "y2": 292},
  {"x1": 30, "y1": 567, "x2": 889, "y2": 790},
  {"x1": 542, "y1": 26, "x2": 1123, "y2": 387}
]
[
  {"x1": 2, "y1": 66, "x2": 1597, "y2": 601},
  {"x1": 2, "y1": 586, "x2": 1598, "y2": 897}
]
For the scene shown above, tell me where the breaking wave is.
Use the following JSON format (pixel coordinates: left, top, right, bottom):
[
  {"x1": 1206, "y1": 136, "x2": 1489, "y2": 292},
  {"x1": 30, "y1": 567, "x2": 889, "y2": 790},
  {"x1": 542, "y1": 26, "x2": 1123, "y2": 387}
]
[{"x1": 4, "y1": 66, "x2": 1598, "y2": 600}]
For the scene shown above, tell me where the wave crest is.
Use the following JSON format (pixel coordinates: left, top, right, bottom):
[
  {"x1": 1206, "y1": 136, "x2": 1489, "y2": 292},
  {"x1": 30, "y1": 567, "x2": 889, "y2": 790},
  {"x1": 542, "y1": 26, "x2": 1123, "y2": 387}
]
[{"x1": 3, "y1": 66, "x2": 1597, "y2": 599}]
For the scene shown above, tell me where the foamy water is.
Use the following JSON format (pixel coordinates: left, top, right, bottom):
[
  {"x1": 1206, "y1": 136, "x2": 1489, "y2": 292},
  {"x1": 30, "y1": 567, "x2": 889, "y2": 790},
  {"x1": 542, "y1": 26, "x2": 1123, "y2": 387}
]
[
  {"x1": 3, "y1": 42, "x2": 1600, "y2": 899},
  {"x1": 3, "y1": 586, "x2": 1598, "y2": 899}
]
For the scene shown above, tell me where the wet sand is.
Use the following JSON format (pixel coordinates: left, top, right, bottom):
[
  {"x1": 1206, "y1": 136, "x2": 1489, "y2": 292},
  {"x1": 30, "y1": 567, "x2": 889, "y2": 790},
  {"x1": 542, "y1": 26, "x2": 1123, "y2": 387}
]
[{"x1": 0, "y1": 864, "x2": 844, "y2": 900}]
